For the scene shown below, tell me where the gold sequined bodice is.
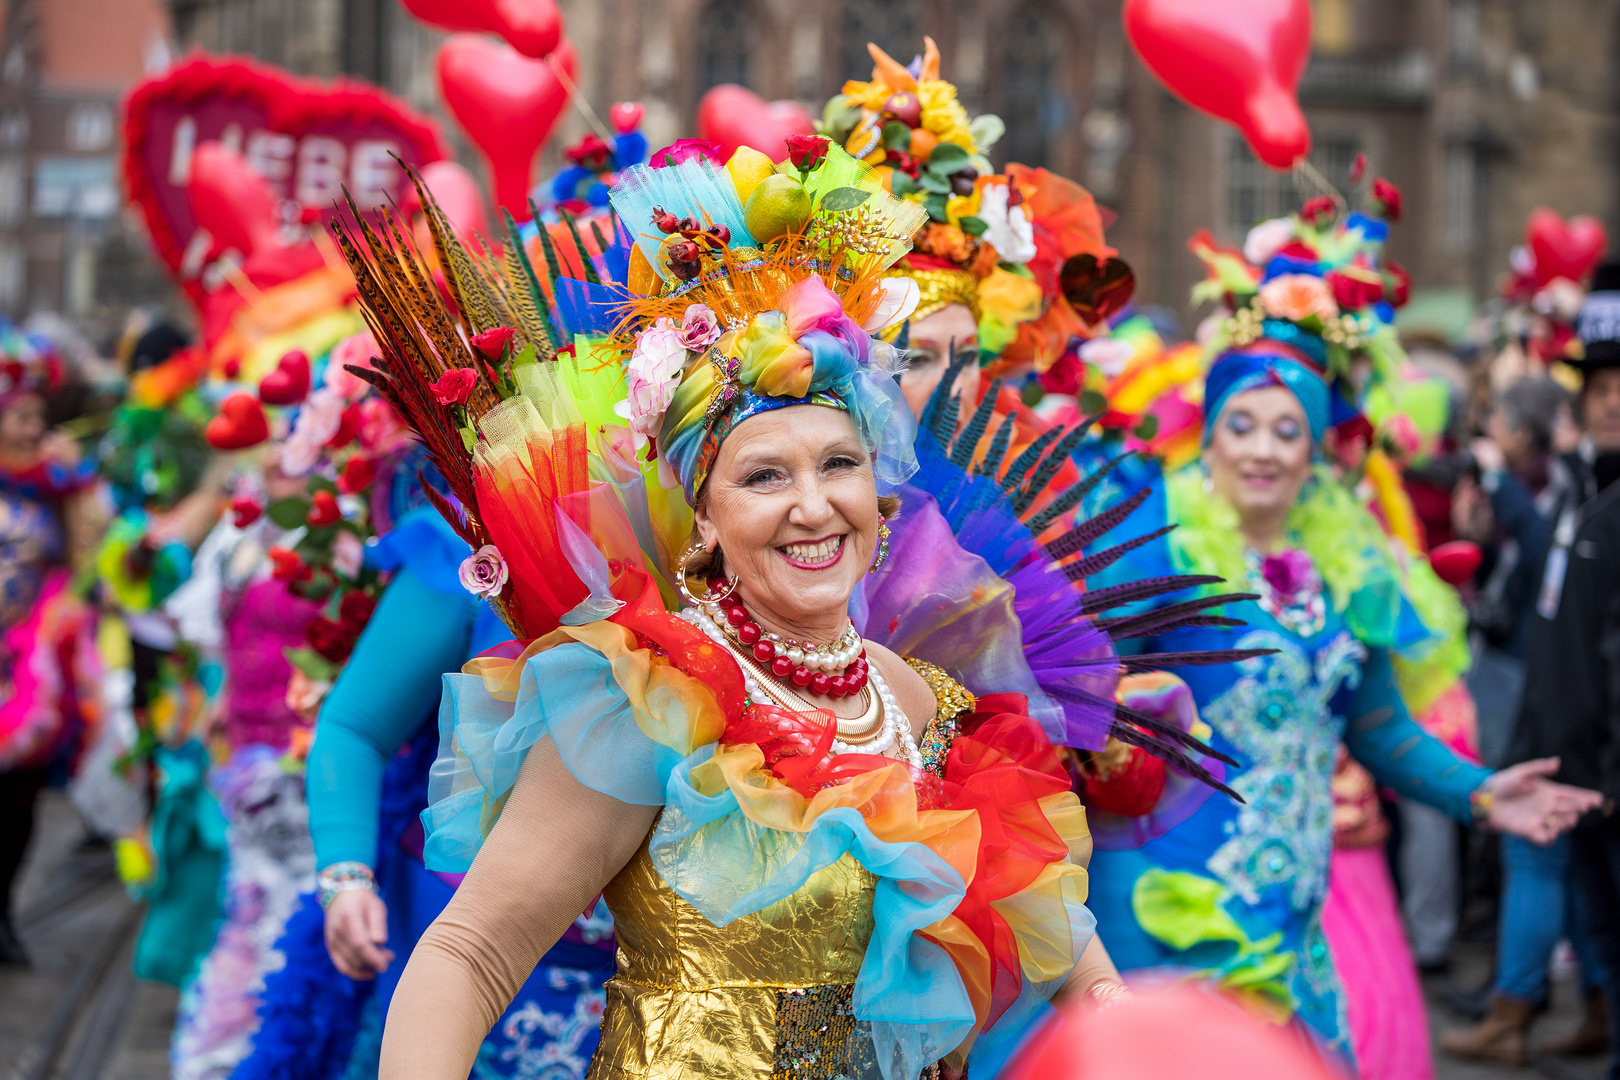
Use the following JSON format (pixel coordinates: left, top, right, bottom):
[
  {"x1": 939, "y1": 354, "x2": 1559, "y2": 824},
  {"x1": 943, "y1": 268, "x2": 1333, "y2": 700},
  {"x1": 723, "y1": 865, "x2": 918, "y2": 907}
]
[{"x1": 588, "y1": 661, "x2": 970, "y2": 1080}]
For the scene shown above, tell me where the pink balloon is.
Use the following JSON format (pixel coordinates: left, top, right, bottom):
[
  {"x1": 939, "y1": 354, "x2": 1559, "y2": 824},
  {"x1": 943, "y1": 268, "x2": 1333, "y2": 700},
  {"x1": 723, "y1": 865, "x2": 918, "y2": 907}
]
[
  {"x1": 416, "y1": 161, "x2": 490, "y2": 243},
  {"x1": 1124, "y1": 0, "x2": 1312, "y2": 169},
  {"x1": 1525, "y1": 208, "x2": 1609, "y2": 285},
  {"x1": 399, "y1": 0, "x2": 561, "y2": 59},
  {"x1": 696, "y1": 85, "x2": 815, "y2": 163},
  {"x1": 188, "y1": 142, "x2": 281, "y2": 260},
  {"x1": 436, "y1": 35, "x2": 575, "y2": 220}
]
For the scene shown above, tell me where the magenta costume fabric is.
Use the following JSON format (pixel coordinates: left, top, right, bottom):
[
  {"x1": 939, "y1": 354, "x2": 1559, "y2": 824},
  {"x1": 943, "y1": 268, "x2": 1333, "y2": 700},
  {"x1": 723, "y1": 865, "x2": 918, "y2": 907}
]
[
  {"x1": 221, "y1": 579, "x2": 319, "y2": 752},
  {"x1": 1322, "y1": 846, "x2": 1434, "y2": 1080}
]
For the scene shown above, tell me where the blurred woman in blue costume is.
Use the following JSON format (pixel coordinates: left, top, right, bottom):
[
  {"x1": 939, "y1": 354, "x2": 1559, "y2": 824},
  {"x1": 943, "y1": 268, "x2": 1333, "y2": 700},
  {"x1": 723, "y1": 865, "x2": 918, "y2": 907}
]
[
  {"x1": 1083, "y1": 203, "x2": 1601, "y2": 1062},
  {"x1": 235, "y1": 445, "x2": 615, "y2": 1080}
]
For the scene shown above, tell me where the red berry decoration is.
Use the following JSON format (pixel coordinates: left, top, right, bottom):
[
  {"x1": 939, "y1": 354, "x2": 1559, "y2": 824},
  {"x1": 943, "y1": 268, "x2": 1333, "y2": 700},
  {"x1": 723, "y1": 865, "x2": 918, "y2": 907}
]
[
  {"x1": 829, "y1": 676, "x2": 849, "y2": 697},
  {"x1": 738, "y1": 621, "x2": 761, "y2": 644},
  {"x1": 810, "y1": 673, "x2": 831, "y2": 696},
  {"x1": 726, "y1": 605, "x2": 748, "y2": 628},
  {"x1": 792, "y1": 667, "x2": 813, "y2": 688},
  {"x1": 771, "y1": 655, "x2": 793, "y2": 678},
  {"x1": 753, "y1": 641, "x2": 775, "y2": 663}
]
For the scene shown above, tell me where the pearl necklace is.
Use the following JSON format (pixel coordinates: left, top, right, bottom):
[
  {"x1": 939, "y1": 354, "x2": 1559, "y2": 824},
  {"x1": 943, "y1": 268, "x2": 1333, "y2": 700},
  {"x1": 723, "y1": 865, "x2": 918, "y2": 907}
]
[{"x1": 682, "y1": 607, "x2": 922, "y2": 768}]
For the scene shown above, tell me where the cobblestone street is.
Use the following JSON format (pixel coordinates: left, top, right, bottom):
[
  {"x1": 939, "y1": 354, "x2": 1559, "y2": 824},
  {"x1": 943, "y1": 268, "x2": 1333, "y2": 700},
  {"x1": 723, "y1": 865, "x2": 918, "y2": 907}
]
[{"x1": 0, "y1": 790, "x2": 1611, "y2": 1079}]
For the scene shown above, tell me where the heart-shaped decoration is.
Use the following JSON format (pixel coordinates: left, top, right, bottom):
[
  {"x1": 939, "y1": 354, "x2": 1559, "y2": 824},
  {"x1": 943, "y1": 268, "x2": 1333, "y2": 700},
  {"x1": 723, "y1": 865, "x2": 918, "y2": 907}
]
[
  {"x1": 231, "y1": 497, "x2": 264, "y2": 529},
  {"x1": 1124, "y1": 0, "x2": 1312, "y2": 169},
  {"x1": 259, "y1": 349, "x2": 312, "y2": 406},
  {"x1": 696, "y1": 85, "x2": 816, "y2": 163},
  {"x1": 307, "y1": 490, "x2": 342, "y2": 527},
  {"x1": 206, "y1": 393, "x2": 271, "y2": 450},
  {"x1": 609, "y1": 101, "x2": 646, "y2": 133},
  {"x1": 399, "y1": 0, "x2": 562, "y2": 58},
  {"x1": 1061, "y1": 254, "x2": 1137, "y2": 324},
  {"x1": 123, "y1": 55, "x2": 446, "y2": 305},
  {"x1": 1526, "y1": 208, "x2": 1609, "y2": 286},
  {"x1": 437, "y1": 35, "x2": 576, "y2": 218},
  {"x1": 1429, "y1": 540, "x2": 1483, "y2": 587}
]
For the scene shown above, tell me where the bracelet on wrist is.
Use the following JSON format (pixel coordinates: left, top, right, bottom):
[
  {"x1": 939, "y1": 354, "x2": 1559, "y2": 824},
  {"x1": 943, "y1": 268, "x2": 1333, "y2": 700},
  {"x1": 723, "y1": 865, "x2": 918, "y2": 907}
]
[
  {"x1": 1470, "y1": 786, "x2": 1496, "y2": 823},
  {"x1": 317, "y1": 862, "x2": 376, "y2": 909}
]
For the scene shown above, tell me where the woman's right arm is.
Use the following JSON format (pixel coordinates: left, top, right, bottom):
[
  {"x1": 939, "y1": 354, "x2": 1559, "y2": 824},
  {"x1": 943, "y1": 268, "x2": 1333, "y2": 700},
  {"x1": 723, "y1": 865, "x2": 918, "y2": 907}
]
[{"x1": 379, "y1": 735, "x2": 658, "y2": 1079}]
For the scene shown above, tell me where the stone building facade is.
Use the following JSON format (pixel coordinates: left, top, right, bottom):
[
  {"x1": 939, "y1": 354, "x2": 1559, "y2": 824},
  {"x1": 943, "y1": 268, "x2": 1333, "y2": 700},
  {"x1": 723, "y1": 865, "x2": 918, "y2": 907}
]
[{"x1": 155, "y1": 0, "x2": 1620, "y2": 322}]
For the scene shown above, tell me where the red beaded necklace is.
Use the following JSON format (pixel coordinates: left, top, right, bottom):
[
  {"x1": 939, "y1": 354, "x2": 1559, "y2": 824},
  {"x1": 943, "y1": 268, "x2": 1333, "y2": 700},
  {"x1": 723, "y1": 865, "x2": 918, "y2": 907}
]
[{"x1": 710, "y1": 586, "x2": 869, "y2": 699}]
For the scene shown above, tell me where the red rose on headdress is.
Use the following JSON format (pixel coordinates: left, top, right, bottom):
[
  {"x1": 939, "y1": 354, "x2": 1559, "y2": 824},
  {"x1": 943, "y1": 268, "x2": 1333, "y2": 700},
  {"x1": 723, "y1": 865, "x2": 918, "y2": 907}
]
[
  {"x1": 338, "y1": 590, "x2": 378, "y2": 631},
  {"x1": 1385, "y1": 261, "x2": 1412, "y2": 307},
  {"x1": 1299, "y1": 196, "x2": 1337, "y2": 226},
  {"x1": 430, "y1": 367, "x2": 479, "y2": 406},
  {"x1": 336, "y1": 455, "x2": 376, "y2": 495},
  {"x1": 470, "y1": 326, "x2": 516, "y2": 360},
  {"x1": 1327, "y1": 270, "x2": 1383, "y2": 311},
  {"x1": 651, "y1": 139, "x2": 722, "y2": 169},
  {"x1": 565, "y1": 133, "x2": 615, "y2": 171},
  {"x1": 306, "y1": 616, "x2": 358, "y2": 664},
  {"x1": 1274, "y1": 240, "x2": 1321, "y2": 263},
  {"x1": 786, "y1": 134, "x2": 830, "y2": 171},
  {"x1": 1371, "y1": 178, "x2": 1403, "y2": 222},
  {"x1": 269, "y1": 546, "x2": 307, "y2": 582}
]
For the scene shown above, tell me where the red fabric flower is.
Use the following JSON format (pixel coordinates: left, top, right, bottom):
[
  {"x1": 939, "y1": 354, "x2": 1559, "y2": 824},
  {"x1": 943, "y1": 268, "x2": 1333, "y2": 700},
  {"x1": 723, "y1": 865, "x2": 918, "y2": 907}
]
[
  {"x1": 326, "y1": 403, "x2": 363, "y2": 449},
  {"x1": 1274, "y1": 240, "x2": 1321, "y2": 263},
  {"x1": 1327, "y1": 270, "x2": 1383, "y2": 310},
  {"x1": 1299, "y1": 196, "x2": 1337, "y2": 226},
  {"x1": 230, "y1": 497, "x2": 263, "y2": 528},
  {"x1": 1386, "y1": 260, "x2": 1412, "y2": 306},
  {"x1": 786, "y1": 134, "x2": 830, "y2": 171},
  {"x1": 650, "y1": 139, "x2": 722, "y2": 169},
  {"x1": 338, "y1": 590, "x2": 378, "y2": 630},
  {"x1": 565, "y1": 133, "x2": 614, "y2": 169},
  {"x1": 306, "y1": 490, "x2": 342, "y2": 527},
  {"x1": 470, "y1": 326, "x2": 517, "y2": 360},
  {"x1": 269, "y1": 546, "x2": 306, "y2": 582},
  {"x1": 336, "y1": 455, "x2": 376, "y2": 495},
  {"x1": 306, "y1": 616, "x2": 358, "y2": 664},
  {"x1": 430, "y1": 367, "x2": 479, "y2": 406},
  {"x1": 1081, "y1": 744, "x2": 1168, "y2": 817},
  {"x1": 1371, "y1": 177, "x2": 1403, "y2": 222}
]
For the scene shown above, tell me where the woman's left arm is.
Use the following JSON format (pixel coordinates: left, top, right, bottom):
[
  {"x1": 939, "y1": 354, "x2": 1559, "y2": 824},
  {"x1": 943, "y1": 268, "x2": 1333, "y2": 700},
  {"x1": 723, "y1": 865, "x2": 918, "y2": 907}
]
[{"x1": 1345, "y1": 647, "x2": 1600, "y2": 838}]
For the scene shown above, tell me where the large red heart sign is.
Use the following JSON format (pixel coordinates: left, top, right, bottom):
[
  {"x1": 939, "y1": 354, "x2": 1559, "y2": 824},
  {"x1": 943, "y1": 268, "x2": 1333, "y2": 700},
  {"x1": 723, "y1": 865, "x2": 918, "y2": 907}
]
[
  {"x1": 123, "y1": 55, "x2": 447, "y2": 289},
  {"x1": 1525, "y1": 208, "x2": 1609, "y2": 286},
  {"x1": 696, "y1": 85, "x2": 816, "y2": 163},
  {"x1": 1124, "y1": 0, "x2": 1312, "y2": 170}
]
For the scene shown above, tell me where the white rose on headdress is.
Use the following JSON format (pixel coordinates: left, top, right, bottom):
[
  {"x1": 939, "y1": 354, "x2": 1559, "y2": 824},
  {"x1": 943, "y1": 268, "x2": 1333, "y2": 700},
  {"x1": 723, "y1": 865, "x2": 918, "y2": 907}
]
[
  {"x1": 977, "y1": 183, "x2": 1037, "y2": 265},
  {"x1": 614, "y1": 323, "x2": 688, "y2": 448},
  {"x1": 862, "y1": 277, "x2": 921, "y2": 335},
  {"x1": 279, "y1": 387, "x2": 345, "y2": 476},
  {"x1": 459, "y1": 544, "x2": 509, "y2": 599},
  {"x1": 1243, "y1": 217, "x2": 1296, "y2": 266},
  {"x1": 1079, "y1": 336, "x2": 1136, "y2": 378}
]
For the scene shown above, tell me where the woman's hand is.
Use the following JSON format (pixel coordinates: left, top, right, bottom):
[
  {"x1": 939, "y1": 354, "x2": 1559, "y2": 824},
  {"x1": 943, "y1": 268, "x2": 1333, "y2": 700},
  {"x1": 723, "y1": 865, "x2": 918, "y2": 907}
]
[
  {"x1": 1483, "y1": 758, "x2": 1604, "y2": 843},
  {"x1": 325, "y1": 888, "x2": 395, "y2": 979}
]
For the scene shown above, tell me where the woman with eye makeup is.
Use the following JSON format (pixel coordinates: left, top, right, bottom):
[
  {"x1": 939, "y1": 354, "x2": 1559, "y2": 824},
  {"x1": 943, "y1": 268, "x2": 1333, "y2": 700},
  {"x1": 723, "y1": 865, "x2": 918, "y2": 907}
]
[{"x1": 1078, "y1": 202, "x2": 1602, "y2": 1070}]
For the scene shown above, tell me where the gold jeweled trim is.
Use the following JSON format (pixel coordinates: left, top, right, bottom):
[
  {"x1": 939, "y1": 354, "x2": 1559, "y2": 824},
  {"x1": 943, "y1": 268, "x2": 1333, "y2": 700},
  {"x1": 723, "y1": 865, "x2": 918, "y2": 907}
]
[{"x1": 904, "y1": 658, "x2": 975, "y2": 778}]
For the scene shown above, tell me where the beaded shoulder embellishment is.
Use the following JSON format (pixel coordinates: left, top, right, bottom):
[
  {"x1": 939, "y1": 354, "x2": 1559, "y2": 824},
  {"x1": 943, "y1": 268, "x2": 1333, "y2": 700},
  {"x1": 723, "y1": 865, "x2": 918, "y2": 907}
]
[{"x1": 903, "y1": 658, "x2": 975, "y2": 777}]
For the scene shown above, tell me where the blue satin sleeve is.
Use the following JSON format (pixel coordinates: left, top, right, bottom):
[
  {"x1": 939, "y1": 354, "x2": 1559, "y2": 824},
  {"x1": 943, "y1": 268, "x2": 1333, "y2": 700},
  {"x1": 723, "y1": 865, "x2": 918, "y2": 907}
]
[
  {"x1": 306, "y1": 565, "x2": 477, "y2": 869},
  {"x1": 1343, "y1": 646, "x2": 1491, "y2": 822}
]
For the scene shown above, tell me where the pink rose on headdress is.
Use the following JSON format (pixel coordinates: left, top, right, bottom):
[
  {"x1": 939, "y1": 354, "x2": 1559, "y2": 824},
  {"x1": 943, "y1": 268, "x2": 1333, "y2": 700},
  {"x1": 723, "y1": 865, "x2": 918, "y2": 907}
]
[
  {"x1": 614, "y1": 323, "x2": 688, "y2": 447},
  {"x1": 459, "y1": 544, "x2": 509, "y2": 599},
  {"x1": 431, "y1": 367, "x2": 479, "y2": 406},
  {"x1": 1243, "y1": 218, "x2": 1296, "y2": 266},
  {"x1": 1259, "y1": 274, "x2": 1339, "y2": 323},
  {"x1": 650, "y1": 139, "x2": 723, "y2": 169},
  {"x1": 678, "y1": 304, "x2": 722, "y2": 352},
  {"x1": 357, "y1": 398, "x2": 409, "y2": 455},
  {"x1": 1261, "y1": 549, "x2": 1317, "y2": 603},
  {"x1": 280, "y1": 387, "x2": 344, "y2": 476}
]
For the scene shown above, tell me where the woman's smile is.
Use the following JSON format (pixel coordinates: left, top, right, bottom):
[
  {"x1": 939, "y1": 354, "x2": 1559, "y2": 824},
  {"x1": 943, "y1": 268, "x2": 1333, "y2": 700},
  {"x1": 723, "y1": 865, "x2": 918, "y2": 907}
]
[{"x1": 778, "y1": 534, "x2": 846, "y2": 570}]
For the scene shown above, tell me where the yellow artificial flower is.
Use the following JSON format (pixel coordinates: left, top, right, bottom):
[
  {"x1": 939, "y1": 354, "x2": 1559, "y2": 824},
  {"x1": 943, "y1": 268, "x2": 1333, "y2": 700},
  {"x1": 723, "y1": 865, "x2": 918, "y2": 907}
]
[{"x1": 918, "y1": 81, "x2": 976, "y2": 151}]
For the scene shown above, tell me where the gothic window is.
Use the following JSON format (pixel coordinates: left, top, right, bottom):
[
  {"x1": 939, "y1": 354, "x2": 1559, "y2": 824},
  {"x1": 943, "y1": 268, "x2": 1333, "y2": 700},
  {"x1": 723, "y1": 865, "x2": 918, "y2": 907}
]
[
  {"x1": 1227, "y1": 135, "x2": 1363, "y2": 238},
  {"x1": 993, "y1": 4, "x2": 1065, "y2": 168},
  {"x1": 697, "y1": 0, "x2": 754, "y2": 91},
  {"x1": 840, "y1": 0, "x2": 924, "y2": 83}
]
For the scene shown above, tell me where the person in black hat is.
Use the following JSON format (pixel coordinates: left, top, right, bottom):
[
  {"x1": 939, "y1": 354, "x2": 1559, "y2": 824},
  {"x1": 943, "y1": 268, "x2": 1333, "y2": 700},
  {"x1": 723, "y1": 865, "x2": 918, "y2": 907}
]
[{"x1": 1502, "y1": 260, "x2": 1620, "y2": 1078}]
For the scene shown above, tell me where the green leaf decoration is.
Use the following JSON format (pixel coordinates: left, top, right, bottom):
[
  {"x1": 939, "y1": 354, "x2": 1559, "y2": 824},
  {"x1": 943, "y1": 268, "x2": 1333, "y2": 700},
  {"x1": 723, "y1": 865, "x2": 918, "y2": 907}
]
[
  {"x1": 821, "y1": 186, "x2": 873, "y2": 213},
  {"x1": 881, "y1": 122, "x2": 911, "y2": 152},
  {"x1": 958, "y1": 215, "x2": 988, "y2": 237},
  {"x1": 1134, "y1": 414, "x2": 1161, "y2": 441},
  {"x1": 923, "y1": 192, "x2": 950, "y2": 221},
  {"x1": 284, "y1": 646, "x2": 342, "y2": 683},
  {"x1": 918, "y1": 170, "x2": 952, "y2": 194},
  {"x1": 925, "y1": 143, "x2": 970, "y2": 173},
  {"x1": 1080, "y1": 388, "x2": 1109, "y2": 416},
  {"x1": 890, "y1": 172, "x2": 917, "y2": 198},
  {"x1": 266, "y1": 497, "x2": 310, "y2": 529},
  {"x1": 460, "y1": 427, "x2": 477, "y2": 453},
  {"x1": 307, "y1": 474, "x2": 339, "y2": 496},
  {"x1": 969, "y1": 114, "x2": 1005, "y2": 152}
]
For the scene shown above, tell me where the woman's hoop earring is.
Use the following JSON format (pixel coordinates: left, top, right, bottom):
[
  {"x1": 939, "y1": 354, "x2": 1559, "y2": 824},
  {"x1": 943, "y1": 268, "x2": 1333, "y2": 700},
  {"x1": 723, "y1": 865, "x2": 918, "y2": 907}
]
[
  {"x1": 676, "y1": 542, "x2": 738, "y2": 606},
  {"x1": 868, "y1": 515, "x2": 891, "y2": 575}
]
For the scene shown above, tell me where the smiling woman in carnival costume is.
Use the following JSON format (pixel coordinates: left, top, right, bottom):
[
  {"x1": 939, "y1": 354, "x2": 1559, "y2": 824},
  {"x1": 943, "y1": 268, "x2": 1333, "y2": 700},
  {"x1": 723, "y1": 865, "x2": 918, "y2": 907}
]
[
  {"x1": 1079, "y1": 193, "x2": 1601, "y2": 1067},
  {"x1": 325, "y1": 127, "x2": 1270, "y2": 1078}
]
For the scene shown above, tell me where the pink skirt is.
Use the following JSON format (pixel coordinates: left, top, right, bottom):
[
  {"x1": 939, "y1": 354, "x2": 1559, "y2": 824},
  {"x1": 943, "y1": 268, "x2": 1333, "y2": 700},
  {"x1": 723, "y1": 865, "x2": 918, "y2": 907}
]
[{"x1": 1322, "y1": 845, "x2": 1433, "y2": 1080}]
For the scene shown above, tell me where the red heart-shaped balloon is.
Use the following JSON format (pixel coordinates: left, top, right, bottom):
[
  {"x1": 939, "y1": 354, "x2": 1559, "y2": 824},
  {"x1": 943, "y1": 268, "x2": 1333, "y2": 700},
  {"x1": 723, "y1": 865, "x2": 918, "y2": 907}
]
[
  {"x1": 1526, "y1": 208, "x2": 1609, "y2": 286},
  {"x1": 399, "y1": 0, "x2": 561, "y2": 58},
  {"x1": 609, "y1": 101, "x2": 645, "y2": 133},
  {"x1": 1124, "y1": 0, "x2": 1312, "y2": 169},
  {"x1": 409, "y1": 161, "x2": 490, "y2": 244},
  {"x1": 1429, "y1": 540, "x2": 1483, "y2": 587},
  {"x1": 206, "y1": 393, "x2": 271, "y2": 450},
  {"x1": 1061, "y1": 254, "x2": 1138, "y2": 324},
  {"x1": 437, "y1": 35, "x2": 575, "y2": 218},
  {"x1": 696, "y1": 85, "x2": 816, "y2": 163},
  {"x1": 259, "y1": 349, "x2": 312, "y2": 406}
]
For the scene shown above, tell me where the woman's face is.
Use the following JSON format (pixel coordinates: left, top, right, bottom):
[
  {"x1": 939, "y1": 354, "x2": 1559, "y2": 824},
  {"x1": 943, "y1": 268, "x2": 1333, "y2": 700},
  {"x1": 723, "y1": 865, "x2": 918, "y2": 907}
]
[
  {"x1": 0, "y1": 394, "x2": 47, "y2": 457},
  {"x1": 899, "y1": 303, "x2": 981, "y2": 420},
  {"x1": 1204, "y1": 385, "x2": 1314, "y2": 525},
  {"x1": 694, "y1": 405, "x2": 879, "y2": 631}
]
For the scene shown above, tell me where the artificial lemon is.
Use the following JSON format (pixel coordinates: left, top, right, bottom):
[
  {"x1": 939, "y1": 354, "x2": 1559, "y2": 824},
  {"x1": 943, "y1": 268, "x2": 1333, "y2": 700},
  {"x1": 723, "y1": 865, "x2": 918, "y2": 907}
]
[{"x1": 725, "y1": 146, "x2": 778, "y2": 205}]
